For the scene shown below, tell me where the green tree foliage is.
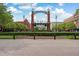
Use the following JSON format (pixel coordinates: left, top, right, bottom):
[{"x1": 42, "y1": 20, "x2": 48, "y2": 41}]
[
  {"x1": 75, "y1": 9, "x2": 79, "y2": 15},
  {"x1": 0, "y1": 4, "x2": 29, "y2": 32},
  {"x1": 34, "y1": 26, "x2": 39, "y2": 31},
  {"x1": 5, "y1": 22, "x2": 27, "y2": 31},
  {"x1": 52, "y1": 23, "x2": 65, "y2": 31},
  {"x1": 5, "y1": 22, "x2": 17, "y2": 29},
  {"x1": 53, "y1": 22, "x2": 76, "y2": 31},
  {"x1": 0, "y1": 3, "x2": 13, "y2": 27},
  {"x1": 65, "y1": 22, "x2": 76, "y2": 30},
  {"x1": 0, "y1": 3, "x2": 6, "y2": 13},
  {"x1": 16, "y1": 23, "x2": 27, "y2": 30},
  {"x1": 57, "y1": 23, "x2": 66, "y2": 31}
]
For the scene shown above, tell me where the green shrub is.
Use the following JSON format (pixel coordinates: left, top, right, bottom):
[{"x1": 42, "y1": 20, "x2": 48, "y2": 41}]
[{"x1": 0, "y1": 32, "x2": 79, "y2": 36}]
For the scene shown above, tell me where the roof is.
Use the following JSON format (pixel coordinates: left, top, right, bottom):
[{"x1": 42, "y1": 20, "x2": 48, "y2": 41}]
[
  {"x1": 64, "y1": 14, "x2": 79, "y2": 22},
  {"x1": 64, "y1": 16, "x2": 75, "y2": 22}
]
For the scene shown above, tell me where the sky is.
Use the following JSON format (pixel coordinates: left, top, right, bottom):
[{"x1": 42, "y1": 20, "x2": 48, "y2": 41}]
[{"x1": 4, "y1": 3, "x2": 79, "y2": 23}]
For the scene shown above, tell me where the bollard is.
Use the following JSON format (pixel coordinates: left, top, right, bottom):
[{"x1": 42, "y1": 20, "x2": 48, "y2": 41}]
[
  {"x1": 13, "y1": 35, "x2": 15, "y2": 40},
  {"x1": 54, "y1": 35, "x2": 56, "y2": 40},
  {"x1": 13, "y1": 32, "x2": 15, "y2": 40},
  {"x1": 74, "y1": 34, "x2": 76, "y2": 39},
  {"x1": 34, "y1": 34, "x2": 35, "y2": 40}
]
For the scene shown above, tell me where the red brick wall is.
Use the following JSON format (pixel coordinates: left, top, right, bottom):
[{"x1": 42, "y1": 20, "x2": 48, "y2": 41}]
[{"x1": 64, "y1": 15, "x2": 79, "y2": 28}]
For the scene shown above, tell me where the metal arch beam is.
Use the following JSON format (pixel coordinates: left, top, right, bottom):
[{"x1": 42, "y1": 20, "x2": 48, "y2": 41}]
[
  {"x1": 34, "y1": 23, "x2": 47, "y2": 25},
  {"x1": 34, "y1": 11, "x2": 48, "y2": 14},
  {"x1": 34, "y1": 23, "x2": 47, "y2": 26}
]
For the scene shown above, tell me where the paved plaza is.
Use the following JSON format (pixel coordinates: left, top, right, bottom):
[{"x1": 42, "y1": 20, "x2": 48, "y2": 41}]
[{"x1": 0, "y1": 39, "x2": 79, "y2": 56}]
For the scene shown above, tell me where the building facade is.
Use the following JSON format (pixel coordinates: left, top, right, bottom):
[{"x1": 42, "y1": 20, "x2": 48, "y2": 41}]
[{"x1": 64, "y1": 14, "x2": 79, "y2": 28}]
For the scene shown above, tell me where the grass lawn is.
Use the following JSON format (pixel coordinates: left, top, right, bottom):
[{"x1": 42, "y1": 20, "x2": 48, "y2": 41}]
[
  {"x1": 0, "y1": 35, "x2": 79, "y2": 39},
  {"x1": 0, "y1": 35, "x2": 13, "y2": 39},
  {"x1": 65, "y1": 36, "x2": 79, "y2": 40}
]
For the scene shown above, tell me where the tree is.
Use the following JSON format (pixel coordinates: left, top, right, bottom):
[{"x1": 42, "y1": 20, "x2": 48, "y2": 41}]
[
  {"x1": 0, "y1": 3, "x2": 13, "y2": 31},
  {"x1": 5, "y1": 22, "x2": 28, "y2": 32},
  {"x1": 5, "y1": 22, "x2": 17, "y2": 31},
  {"x1": 75, "y1": 9, "x2": 79, "y2": 15},
  {"x1": 58, "y1": 23, "x2": 66, "y2": 30},
  {"x1": 52, "y1": 23, "x2": 65, "y2": 31},
  {"x1": 65, "y1": 22, "x2": 76, "y2": 30},
  {"x1": 16, "y1": 23, "x2": 27, "y2": 31},
  {"x1": 34, "y1": 26, "x2": 39, "y2": 32},
  {"x1": 53, "y1": 22, "x2": 76, "y2": 32}
]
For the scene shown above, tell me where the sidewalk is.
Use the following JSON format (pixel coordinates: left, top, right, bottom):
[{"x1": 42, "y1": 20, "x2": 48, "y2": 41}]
[{"x1": 0, "y1": 39, "x2": 79, "y2": 56}]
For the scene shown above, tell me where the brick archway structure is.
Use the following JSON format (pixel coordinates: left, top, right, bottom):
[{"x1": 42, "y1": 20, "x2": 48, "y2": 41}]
[{"x1": 31, "y1": 9, "x2": 50, "y2": 31}]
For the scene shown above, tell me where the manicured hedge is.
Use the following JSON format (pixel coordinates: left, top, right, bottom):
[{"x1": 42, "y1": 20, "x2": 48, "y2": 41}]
[
  {"x1": 0, "y1": 32, "x2": 79, "y2": 36},
  {"x1": 0, "y1": 32, "x2": 79, "y2": 39}
]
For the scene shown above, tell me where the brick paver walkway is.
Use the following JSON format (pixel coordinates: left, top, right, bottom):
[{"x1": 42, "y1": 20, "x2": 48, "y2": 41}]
[{"x1": 0, "y1": 39, "x2": 79, "y2": 56}]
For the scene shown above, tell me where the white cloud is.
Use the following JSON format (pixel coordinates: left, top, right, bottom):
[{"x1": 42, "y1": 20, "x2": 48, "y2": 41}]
[
  {"x1": 26, "y1": 12, "x2": 40, "y2": 23},
  {"x1": 18, "y1": 7, "x2": 73, "y2": 22},
  {"x1": 34, "y1": 8, "x2": 73, "y2": 22},
  {"x1": 35, "y1": 6, "x2": 52, "y2": 11},
  {"x1": 54, "y1": 8, "x2": 73, "y2": 22},
  {"x1": 5, "y1": 3, "x2": 73, "y2": 22},
  {"x1": 61, "y1": 12, "x2": 72, "y2": 19},
  {"x1": 35, "y1": 7, "x2": 44, "y2": 11},
  {"x1": 32, "y1": 3, "x2": 37, "y2": 9},
  {"x1": 32, "y1": 3, "x2": 37, "y2": 7},
  {"x1": 25, "y1": 12, "x2": 32, "y2": 23},
  {"x1": 19, "y1": 3, "x2": 33, "y2": 6},
  {"x1": 23, "y1": 8, "x2": 73, "y2": 22},
  {"x1": 55, "y1": 8, "x2": 64, "y2": 14},
  {"x1": 25, "y1": 11, "x2": 47, "y2": 23},
  {"x1": 58, "y1": 3, "x2": 64, "y2": 6},
  {"x1": 7, "y1": 6, "x2": 22, "y2": 13},
  {"x1": 4, "y1": 3, "x2": 18, "y2": 6},
  {"x1": 45, "y1": 5, "x2": 53, "y2": 10},
  {"x1": 19, "y1": 4, "x2": 52, "y2": 12},
  {"x1": 18, "y1": 3, "x2": 32, "y2": 10},
  {"x1": 19, "y1": 3, "x2": 37, "y2": 10},
  {"x1": 4, "y1": 3, "x2": 8, "y2": 5},
  {"x1": 19, "y1": 6, "x2": 31, "y2": 10},
  {"x1": 35, "y1": 13, "x2": 47, "y2": 23}
]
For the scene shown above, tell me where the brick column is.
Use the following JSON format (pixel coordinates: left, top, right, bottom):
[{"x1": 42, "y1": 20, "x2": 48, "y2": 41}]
[
  {"x1": 47, "y1": 9, "x2": 50, "y2": 31},
  {"x1": 31, "y1": 11, "x2": 34, "y2": 31}
]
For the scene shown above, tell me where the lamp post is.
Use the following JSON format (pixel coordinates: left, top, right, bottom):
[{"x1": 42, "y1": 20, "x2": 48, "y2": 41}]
[{"x1": 55, "y1": 14, "x2": 58, "y2": 32}]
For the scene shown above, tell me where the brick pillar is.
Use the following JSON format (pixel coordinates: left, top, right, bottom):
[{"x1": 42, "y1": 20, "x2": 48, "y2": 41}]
[
  {"x1": 47, "y1": 9, "x2": 50, "y2": 31},
  {"x1": 31, "y1": 11, "x2": 34, "y2": 31}
]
